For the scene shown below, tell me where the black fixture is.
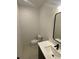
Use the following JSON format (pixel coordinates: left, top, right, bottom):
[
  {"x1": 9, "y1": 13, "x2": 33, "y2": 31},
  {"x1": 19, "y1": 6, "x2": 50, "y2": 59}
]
[{"x1": 54, "y1": 44, "x2": 59, "y2": 50}]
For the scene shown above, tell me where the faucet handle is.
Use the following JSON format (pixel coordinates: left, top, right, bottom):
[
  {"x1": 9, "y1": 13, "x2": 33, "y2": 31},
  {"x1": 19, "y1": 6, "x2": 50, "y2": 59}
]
[{"x1": 54, "y1": 44, "x2": 59, "y2": 50}]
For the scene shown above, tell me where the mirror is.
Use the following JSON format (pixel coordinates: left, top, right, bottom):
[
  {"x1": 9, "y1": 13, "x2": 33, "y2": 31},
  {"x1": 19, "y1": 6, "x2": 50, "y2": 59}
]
[{"x1": 53, "y1": 12, "x2": 61, "y2": 43}]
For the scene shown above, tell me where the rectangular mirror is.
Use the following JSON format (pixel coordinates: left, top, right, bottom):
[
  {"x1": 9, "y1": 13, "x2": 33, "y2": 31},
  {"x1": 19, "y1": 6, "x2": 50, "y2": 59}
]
[{"x1": 53, "y1": 12, "x2": 61, "y2": 43}]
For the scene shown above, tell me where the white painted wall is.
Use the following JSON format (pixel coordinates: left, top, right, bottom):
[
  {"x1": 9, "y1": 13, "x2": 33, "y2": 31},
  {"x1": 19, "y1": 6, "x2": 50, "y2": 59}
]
[
  {"x1": 19, "y1": 6, "x2": 40, "y2": 45},
  {"x1": 17, "y1": 5, "x2": 23, "y2": 59},
  {"x1": 39, "y1": 3, "x2": 57, "y2": 41},
  {"x1": 18, "y1": 6, "x2": 40, "y2": 59},
  {"x1": 17, "y1": 2, "x2": 60, "y2": 59}
]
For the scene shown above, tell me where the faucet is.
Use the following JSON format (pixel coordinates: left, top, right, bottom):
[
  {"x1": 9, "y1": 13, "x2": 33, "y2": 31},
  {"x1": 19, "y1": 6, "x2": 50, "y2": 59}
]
[{"x1": 54, "y1": 44, "x2": 59, "y2": 50}]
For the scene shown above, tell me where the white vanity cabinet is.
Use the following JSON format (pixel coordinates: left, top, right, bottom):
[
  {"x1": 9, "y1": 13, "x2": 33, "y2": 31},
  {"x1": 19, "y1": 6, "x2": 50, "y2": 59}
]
[{"x1": 38, "y1": 41, "x2": 61, "y2": 59}]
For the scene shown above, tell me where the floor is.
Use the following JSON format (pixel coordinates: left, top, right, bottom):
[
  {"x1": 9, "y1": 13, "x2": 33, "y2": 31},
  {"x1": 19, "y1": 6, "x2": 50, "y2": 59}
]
[{"x1": 22, "y1": 43, "x2": 38, "y2": 59}]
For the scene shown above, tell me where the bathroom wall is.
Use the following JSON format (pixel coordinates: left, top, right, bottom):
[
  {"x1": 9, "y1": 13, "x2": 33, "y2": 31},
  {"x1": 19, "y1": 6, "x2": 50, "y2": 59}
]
[
  {"x1": 19, "y1": 6, "x2": 40, "y2": 45},
  {"x1": 39, "y1": 3, "x2": 57, "y2": 41},
  {"x1": 18, "y1": 5, "x2": 40, "y2": 59},
  {"x1": 17, "y1": 2, "x2": 59, "y2": 59},
  {"x1": 17, "y1": 5, "x2": 23, "y2": 59}
]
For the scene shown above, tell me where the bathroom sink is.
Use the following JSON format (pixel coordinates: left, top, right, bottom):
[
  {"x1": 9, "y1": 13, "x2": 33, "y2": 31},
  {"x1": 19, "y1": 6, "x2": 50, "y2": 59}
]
[
  {"x1": 38, "y1": 41, "x2": 61, "y2": 59},
  {"x1": 45, "y1": 45, "x2": 61, "y2": 59}
]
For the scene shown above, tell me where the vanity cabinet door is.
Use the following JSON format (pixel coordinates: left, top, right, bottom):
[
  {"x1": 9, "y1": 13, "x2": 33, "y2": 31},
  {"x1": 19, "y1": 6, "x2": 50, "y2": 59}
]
[{"x1": 38, "y1": 46, "x2": 45, "y2": 59}]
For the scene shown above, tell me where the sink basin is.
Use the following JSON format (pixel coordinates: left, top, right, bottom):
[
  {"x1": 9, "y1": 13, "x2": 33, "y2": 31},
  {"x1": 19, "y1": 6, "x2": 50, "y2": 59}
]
[
  {"x1": 38, "y1": 41, "x2": 61, "y2": 59},
  {"x1": 45, "y1": 45, "x2": 61, "y2": 59}
]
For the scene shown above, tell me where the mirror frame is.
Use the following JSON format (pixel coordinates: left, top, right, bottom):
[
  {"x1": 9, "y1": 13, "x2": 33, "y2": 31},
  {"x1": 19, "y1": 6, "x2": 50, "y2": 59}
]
[{"x1": 53, "y1": 12, "x2": 61, "y2": 43}]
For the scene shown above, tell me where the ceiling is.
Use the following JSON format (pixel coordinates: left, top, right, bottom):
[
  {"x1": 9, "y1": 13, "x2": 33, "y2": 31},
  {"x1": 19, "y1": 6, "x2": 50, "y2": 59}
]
[{"x1": 17, "y1": 0, "x2": 61, "y2": 8}]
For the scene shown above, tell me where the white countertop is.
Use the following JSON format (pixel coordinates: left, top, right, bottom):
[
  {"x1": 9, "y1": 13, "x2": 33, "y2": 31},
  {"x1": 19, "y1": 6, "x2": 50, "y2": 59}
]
[{"x1": 38, "y1": 40, "x2": 61, "y2": 59}]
